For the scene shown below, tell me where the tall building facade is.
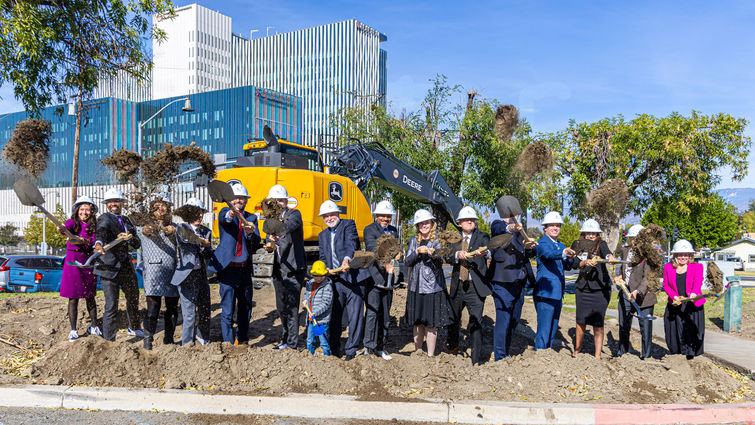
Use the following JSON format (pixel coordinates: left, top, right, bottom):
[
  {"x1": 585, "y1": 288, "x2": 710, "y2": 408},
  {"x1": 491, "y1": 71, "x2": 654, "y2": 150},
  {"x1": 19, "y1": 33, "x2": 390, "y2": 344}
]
[{"x1": 147, "y1": 3, "x2": 387, "y2": 146}]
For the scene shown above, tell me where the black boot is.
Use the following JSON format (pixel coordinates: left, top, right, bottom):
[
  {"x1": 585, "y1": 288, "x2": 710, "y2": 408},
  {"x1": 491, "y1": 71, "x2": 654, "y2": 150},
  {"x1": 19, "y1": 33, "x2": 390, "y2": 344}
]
[
  {"x1": 163, "y1": 316, "x2": 176, "y2": 345},
  {"x1": 143, "y1": 330, "x2": 153, "y2": 350}
]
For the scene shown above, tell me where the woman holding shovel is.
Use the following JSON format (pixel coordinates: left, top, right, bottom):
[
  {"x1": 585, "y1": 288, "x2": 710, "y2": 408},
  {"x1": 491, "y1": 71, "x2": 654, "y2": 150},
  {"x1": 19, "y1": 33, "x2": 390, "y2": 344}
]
[
  {"x1": 405, "y1": 209, "x2": 454, "y2": 357},
  {"x1": 571, "y1": 219, "x2": 615, "y2": 359},
  {"x1": 58, "y1": 196, "x2": 100, "y2": 342},
  {"x1": 662, "y1": 240, "x2": 705, "y2": 359}
]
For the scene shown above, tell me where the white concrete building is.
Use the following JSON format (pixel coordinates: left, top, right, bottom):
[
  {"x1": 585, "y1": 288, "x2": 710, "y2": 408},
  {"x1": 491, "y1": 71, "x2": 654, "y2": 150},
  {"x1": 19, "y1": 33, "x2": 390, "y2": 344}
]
[{"x1": 713, "y1": 238, "x2": 755, "y2": 272}]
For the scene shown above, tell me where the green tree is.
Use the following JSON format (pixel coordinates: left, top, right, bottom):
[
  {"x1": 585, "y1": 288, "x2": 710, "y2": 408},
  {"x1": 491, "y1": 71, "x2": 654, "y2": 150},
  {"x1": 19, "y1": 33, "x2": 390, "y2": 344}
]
[
  {"x1": 641, "y1": 193, "x2": 739, "y2": 248},
  {"x1": 0, "y1": 223, "x2": 23, "y2": 246},
  {"x1": 0, "y1": 0, "x2": 175, "y2": 202},
  {"x1": 741, "y1": 211, "x2": 755, "y2": 234},
  {"x1": 748, "y1": 199, "x2": 755, "y2": 213},
  {"x1": 540, "y1": 111, "x2": 751, "y2": 248},
  {"x1": 23, "y1": 204, "x2": 68, "y2": 249},
  {"x1": 558, "y1": 216, "x2": 582, "y2": 249}
]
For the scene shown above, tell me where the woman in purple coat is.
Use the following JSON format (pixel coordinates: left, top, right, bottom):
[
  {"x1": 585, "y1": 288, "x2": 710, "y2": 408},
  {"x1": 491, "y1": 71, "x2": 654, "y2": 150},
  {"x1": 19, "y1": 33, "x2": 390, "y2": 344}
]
[{"x1": 58, "y1": 196, "x2": 99, "y2": 342}]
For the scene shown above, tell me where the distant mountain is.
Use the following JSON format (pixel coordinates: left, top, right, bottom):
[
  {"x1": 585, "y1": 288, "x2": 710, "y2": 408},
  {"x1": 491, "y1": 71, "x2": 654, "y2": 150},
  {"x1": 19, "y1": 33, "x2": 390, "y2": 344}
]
[{"x1": 717, "y1": 188, "x2": 755, "y2": 212}]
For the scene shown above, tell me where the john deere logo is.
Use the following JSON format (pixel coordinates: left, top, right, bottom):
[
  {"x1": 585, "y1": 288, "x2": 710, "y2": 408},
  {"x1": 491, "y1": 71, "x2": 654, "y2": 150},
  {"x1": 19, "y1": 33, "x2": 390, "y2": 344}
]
[{"x1": 328, "y1": 182, "x2": 343, "y2": 202}]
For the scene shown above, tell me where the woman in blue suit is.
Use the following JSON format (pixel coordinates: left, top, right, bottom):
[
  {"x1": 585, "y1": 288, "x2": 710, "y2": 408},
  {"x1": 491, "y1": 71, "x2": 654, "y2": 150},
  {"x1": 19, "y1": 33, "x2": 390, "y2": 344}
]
[{"x1": 533, "y1": 212, "x2": 576, "y2": 350}]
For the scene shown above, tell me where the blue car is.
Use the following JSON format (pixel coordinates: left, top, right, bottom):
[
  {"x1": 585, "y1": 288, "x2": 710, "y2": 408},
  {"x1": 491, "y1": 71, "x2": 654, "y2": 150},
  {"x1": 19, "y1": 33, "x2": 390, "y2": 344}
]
[
  {"x1": 95, "y1": 252, "x2": 145, "y2": 290},
  {"x1": 0, "y1": 255, "x2": 65, "y2": 293}
]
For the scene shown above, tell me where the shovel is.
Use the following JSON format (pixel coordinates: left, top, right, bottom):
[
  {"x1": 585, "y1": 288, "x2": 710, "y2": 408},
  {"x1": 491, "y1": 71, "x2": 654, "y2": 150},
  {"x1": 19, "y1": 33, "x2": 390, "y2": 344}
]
[
  {"x1": 66, "y1": 233, "x2": 132, "y2": 268},
  {"x1": 303, "y1": 303, "x2": 326, "y2": 336},
  {"x1": 13, "y1": 180, "x2": 77, "y2": 239},
  {"x1": 613, "y1": 276, "x2": 657, "y2": 321},
  {"x1": 208, "y1": 179, "x2": 252, "y2": 227},
  {"x1": 495, "y1": 195, "x2": 533, "y2": 243},
  {"x1": 673, "y1": 281, "x2": 732, "y2": 306},
  {"x1": 469, "y1": 233, "x2": 513, "y2": 256}
]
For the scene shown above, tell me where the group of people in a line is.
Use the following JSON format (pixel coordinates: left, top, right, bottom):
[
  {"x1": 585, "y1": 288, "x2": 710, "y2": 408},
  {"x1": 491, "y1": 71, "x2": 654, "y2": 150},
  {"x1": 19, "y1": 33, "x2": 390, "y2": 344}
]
[{"x1": 58, "y1": 183, "x2": 707, "y2": 362}]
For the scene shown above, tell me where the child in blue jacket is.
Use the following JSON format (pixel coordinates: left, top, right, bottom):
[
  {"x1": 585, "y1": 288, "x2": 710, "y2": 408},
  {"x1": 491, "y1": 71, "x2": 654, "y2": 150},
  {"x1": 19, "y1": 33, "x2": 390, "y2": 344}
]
[{"x1": 302, "y1": 261, "x2": 333, "y2": 355}]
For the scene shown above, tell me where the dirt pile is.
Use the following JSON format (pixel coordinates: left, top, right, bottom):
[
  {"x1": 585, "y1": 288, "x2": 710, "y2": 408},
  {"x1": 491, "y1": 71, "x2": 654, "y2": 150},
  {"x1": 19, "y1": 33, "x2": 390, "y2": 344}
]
[
  {"x1": 516, "y1": 142, "x2": 554, "y2": 179},
  {"x1": 494, "y1": 105, "x2": 519, "y2": 143},
  {"x1": 1, "y1": 287, "x2": 753, "y2": 404},
  {"x1": 1, "y1": 118, "x2": 52, "y2": 178}
]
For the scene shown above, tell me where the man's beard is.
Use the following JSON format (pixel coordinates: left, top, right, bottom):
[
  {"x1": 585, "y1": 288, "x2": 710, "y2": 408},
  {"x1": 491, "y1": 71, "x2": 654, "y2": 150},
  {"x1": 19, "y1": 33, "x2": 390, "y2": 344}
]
[{"x1": 326, "y1": 218, "x2": 340, "y2": 229}]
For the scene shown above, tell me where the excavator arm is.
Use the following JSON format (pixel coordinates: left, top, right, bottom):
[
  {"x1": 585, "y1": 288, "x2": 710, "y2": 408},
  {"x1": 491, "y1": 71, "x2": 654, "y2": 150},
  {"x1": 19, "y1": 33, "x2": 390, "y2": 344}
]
[{"x1": 329, "y1": 141, "x2": 464, "y2": 228}]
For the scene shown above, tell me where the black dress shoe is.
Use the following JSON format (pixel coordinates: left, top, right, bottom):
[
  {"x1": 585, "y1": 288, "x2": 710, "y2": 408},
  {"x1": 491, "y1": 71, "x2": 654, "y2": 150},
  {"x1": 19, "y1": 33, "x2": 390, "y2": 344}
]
[{"x1": 344, "y1": 354, "x2": 356, "y2": 361}]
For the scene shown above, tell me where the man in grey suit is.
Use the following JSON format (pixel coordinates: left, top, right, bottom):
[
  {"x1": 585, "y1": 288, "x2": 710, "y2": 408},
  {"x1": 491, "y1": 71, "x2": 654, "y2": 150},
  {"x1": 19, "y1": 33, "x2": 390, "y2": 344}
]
[
  {"x1": 267, "y1": 185, "x2": 306, "y2": 351},
  {"x1": 173, "y1": 198, "x2": 213, "y2": 346}
]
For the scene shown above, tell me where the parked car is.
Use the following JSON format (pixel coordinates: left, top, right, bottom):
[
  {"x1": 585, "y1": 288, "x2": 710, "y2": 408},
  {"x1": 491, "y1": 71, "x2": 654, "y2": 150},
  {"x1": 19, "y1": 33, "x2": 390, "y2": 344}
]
[
  {"x1": 727, "y1": 257, "x2": 745, "y2": 271},
  {"x1": 0, "y1": 255, "x2": 65, "y2": 293},
  {"x1": 95, "y1": 252, "x2": 144, "y2": 290}
]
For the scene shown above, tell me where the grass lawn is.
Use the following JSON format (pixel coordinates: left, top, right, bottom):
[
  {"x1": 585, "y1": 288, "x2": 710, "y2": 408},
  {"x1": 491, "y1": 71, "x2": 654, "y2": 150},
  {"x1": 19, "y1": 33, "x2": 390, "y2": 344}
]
[{"x1": 560, "y1": 288, "x2": 755, "y2": 331}]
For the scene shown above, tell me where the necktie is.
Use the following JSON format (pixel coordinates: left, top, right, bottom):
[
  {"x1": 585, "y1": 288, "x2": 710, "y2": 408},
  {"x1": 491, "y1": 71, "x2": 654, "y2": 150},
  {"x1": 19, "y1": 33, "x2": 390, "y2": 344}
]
[
  {"x1": 116, "y1": 215, "x2": 125, "y2": 231},
  {"x1": 331, "y1": 229, "x2": 338, "y2": 269},
  {"x1": 460, "y1": 235, "x2": 470, "y2": 282},
  {"x1": 235, "y1": 220, "x2": 243, "y2": 257}
]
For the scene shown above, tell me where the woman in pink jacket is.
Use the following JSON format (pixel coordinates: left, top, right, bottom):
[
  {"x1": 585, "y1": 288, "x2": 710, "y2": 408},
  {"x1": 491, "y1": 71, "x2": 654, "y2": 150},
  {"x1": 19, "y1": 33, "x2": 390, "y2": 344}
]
[{"x1": 662, "y1": 239, "x2": 704, "y2": 359}]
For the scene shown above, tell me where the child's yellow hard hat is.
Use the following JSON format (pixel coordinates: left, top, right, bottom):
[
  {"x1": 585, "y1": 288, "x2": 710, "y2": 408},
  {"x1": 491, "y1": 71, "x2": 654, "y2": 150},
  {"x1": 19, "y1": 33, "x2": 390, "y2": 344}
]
[{"x1": 310, "y1": 260, "x2": 328, "y2": 276}]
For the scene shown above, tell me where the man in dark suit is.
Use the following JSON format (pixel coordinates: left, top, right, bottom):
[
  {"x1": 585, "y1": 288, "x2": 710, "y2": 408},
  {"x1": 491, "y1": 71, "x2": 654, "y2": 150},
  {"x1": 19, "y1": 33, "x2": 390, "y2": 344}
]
[
  {"x1": 266, "y1": 185, "x2": 306, "y2": 351},
  {"x1": 93, "y1": 188, "x2": 142, "y2": 342},
  {"x1": 361, "y1": 200, "x2": 400, "y2": 360},
  {"x1": 208, "y1": 182, "x2": 261, "y2": 344},
  {"x1": 318, "y1": 200, "x2": 363, "y2": 360},
  {"x1": 173, "y1": 198, "x2": 213, "y2": 346},
  {"x1": 447, "y1": 206, "x2": 491, "y2": 365},
  {"x1": 488, "y1": 196, "x2": 537, "y2": 360}
]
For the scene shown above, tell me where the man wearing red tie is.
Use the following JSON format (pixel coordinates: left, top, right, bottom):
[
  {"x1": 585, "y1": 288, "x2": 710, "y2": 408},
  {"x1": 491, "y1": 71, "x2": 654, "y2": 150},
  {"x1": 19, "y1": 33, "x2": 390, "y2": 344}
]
[{"x1": 208, "y1": 182, "x2": 261, "y2": 344}]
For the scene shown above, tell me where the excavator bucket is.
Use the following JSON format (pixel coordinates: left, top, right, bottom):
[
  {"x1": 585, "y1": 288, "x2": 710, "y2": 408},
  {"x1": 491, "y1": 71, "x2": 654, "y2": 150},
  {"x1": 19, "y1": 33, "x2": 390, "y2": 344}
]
[{"x1": 495, "y1": 195, "x2": 522, "y2": 220}]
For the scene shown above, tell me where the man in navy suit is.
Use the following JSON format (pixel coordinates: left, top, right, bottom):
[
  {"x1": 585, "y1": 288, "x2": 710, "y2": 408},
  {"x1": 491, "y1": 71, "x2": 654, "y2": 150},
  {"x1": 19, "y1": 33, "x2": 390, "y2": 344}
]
[
  {"x1": 533, "y1": 211, "x2": 576, "y2": 350},
  {"x1": 209, "y1": 183, "x2": 261, "y2": 344},
  {"x1": 488, "y1": 196, "x2": 537, "y2": 360},
  {"x1": 318, "y1": 200, "x2": 363, "y2": 360},
  {"x1": 173, "y1": 198, "x2": 213, "y2": 346}
]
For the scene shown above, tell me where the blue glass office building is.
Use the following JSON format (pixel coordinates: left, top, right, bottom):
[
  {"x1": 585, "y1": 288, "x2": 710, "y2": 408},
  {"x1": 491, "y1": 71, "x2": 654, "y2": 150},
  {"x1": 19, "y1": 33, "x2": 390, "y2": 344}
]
[{"x1": 0, "y1": 85, "x2": 302, "y2": 189}]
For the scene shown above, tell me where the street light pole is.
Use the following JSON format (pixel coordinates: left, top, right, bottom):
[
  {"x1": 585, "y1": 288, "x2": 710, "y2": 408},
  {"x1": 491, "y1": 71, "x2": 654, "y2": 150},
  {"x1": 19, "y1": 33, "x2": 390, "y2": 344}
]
[{"x1": 137, "y1": 97, "x2": 194, "y2": 156}]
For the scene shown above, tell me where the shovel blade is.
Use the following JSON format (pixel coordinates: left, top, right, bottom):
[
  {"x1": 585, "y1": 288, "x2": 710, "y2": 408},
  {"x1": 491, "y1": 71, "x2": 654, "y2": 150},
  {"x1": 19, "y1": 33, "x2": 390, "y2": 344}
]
[
  {"x1": 488, "y1": 233, "x2": 514, "y2": 250},
  {"x1": 495, "y1": 195, "x2": 522, "y2": 220},
  {"x1": 208, "y1": 179, "x2": 235, "y2": 203},
  {"x1": 66, "y1": 260, "x2": 91, "y2": 268},
  {"x1": 13, "y1": 180, "x2": 45, "y2": 207},
  {"x1": 311, "y1": 323, "x2": 326, "y2": 336}
]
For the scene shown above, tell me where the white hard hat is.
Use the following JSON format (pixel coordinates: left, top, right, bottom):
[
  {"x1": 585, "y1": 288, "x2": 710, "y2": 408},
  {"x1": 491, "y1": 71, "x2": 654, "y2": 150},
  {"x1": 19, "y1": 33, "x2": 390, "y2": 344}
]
[
  {"x1": 541, "y1": 211, "x2": 564, "y2": 225},
  {"x1": 413, "y1": 209, "x2": 435, "y2": 224},
  {"x1": 230, "y1": 182, "x2": 249, "y2": 198},
  {"x1": 318, "y1": 200, "x2": 340, "y2": 216},
  {"x1": 373, "y1": 200, "x2": 395, "y2": 216},
  {"x1": 267, "y1": 184, "x2": 288, "y2": 199},
  {"x1": 456, "y1": 206, "x2": 478, "y2": 221},
  {"x1": 670, "y1": 239, "x2": 694, "y2": 254},
  {"x1": 185, "y1": 197, "x2": 206, "y2": 211},
  {"x1": 580, "y1": 219, "x2": 602, "y2": 233},
  {"x1": 627, "y1": 224, "x2": 645, "y2": 238},
  {"x1": 103, "y1": 188, "x2": 126, "y2": 202},
  {"x1": 72, "y1": 195, "x2": 98, "y2": 214}
]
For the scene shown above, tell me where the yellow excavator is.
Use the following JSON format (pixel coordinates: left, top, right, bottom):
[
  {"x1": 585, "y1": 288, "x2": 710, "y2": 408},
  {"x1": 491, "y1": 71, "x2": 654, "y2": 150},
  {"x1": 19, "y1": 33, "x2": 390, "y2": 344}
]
[{"x1": 211, "y1": 126, "x2": 463, "y2": 255}]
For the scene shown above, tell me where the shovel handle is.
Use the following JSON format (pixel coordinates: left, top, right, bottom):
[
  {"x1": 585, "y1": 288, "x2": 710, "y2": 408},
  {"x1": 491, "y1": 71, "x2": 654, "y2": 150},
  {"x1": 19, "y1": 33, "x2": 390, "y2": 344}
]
[
  {"x1": 508, "y1": 216, "x2": 533, "y2": 243},
  {"x1": 37, "y1": 206, "x2": 76, "y2": 239},
  {"x1": 302, "y1": 303, "x2": 319, "y2": 326},
  {"x1": 327, "y1": 264, "x2": 350, "y2": 275},
  {"x1": 225, "y1": 202, "x2": 252, "y2": 227}
]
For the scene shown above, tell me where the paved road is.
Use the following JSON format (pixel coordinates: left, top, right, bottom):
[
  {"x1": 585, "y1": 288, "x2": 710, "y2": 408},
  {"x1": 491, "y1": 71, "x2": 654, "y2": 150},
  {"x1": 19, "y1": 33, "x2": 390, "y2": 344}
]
[{"x1": 0, "y1": 407, "x2": 428, "y2": 425}]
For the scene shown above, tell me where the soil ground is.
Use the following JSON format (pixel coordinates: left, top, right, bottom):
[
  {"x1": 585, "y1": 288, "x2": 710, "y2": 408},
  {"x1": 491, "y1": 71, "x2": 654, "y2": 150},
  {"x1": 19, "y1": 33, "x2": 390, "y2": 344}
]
[{"x1": 0, "y1": 285, "x2": 753, "y2": 405}]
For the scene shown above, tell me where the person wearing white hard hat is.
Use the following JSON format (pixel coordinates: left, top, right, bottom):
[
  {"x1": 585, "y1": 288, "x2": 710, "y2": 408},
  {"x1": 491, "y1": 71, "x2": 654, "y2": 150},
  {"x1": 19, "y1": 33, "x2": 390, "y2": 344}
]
[
  {"x1": 58, "y1": 195, "x2": 100, "y2": 342},
  {"x1": 317, "y1": 200, "x2": 363, "y2": 360},
  {"x1": 663, "y1": 239, "x2": 705, "y2": 358},
  {"x1": 569, "y1": 218, "x2": 616, "y2": 359},
  {"x1": 533, "y1": 211, "x2": 577, "y2": 351},
  {"x1": 360, "y1": 200, "x2": 400, "y2": 360},
  {"x1": 172, "y1": 197, "x2": 213, "y2": 346},
  {"x1": 93, "y1": 187, "x2": 143, "y2": 341},
  {"x1": 266, "y1": 184, "x2": 307, "y2": 352},
  {"x1": 209, "y1": 181, "x2": 261, "y2": 345},
  {"x1": 446, "y1": 206, "x2": 491, "y2": 364},
  {"x1": 489, "y1": 199, "x2": 538, "y2": 361},
  {"x1": 615, "y1": 223, "x2": 649, "y2": 358},
  {"x1": 405, "y1": 209, "x2": 454, "y2": 357},
  {"x1": 137, "y1": 195, "x2": 180, "y2": 350}
]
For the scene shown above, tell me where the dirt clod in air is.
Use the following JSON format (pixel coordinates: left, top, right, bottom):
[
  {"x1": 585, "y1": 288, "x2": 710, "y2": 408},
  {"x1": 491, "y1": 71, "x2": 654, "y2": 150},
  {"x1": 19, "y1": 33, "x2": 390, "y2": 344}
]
[
  {"x1": 706, "y1": 262, "x2": 724, "y2": 293},
  {"x1": 1, "y1": 119, "x2": 52, "y2": 178},
  {"x1": 437, "y1": 230, "x2": 462, "y2": 247},
  {"x1": 262, "y1": 218, "x2": 286, "y2": 237},
  {"x1": 631, "y1": 224, "x2": 666, "y2": 293},
  {"x1": 349, "y1": 251, "x2": 377, "y2": 269},
  {"x1": 141, "y1": 142, "x2": 216, "y2": 186},
  {"x1": 587, "y1": 178, "x2": 629, "y2": 224},
  {"x1": 173, "y1": 205, "x2": 204, "y2": 224},
  {"x1": 516, "y1": 142, "x2": 554, "y2": 179},
  {"x1": 260, "y1": 198, "x2": 285, "y2": 219},
  {"x1": 494, "y1": 105, "x2": 519, "y2": 143},
  {"x1": 102, "y1": 150, "x2": 142, "y2": 183},
  {"x1": 376, "y1": 234, "x2": 402, "y2": 264}
]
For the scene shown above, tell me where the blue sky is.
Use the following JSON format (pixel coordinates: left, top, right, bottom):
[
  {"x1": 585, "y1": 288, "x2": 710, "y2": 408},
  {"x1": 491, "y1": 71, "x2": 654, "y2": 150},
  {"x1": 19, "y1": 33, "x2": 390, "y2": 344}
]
[{"x1": 1, "y1": 0, "x2": 753, "y2": 189}]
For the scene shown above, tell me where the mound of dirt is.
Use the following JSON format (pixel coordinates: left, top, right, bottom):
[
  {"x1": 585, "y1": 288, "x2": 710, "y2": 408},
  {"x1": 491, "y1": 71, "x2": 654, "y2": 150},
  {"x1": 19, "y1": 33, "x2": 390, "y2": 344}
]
[
  {"x1": 1, "y1": 285, "x2": 752, "y2": 404},
  {"x1": 1, "y1": 118, "x2": 52, "y2": 178}
]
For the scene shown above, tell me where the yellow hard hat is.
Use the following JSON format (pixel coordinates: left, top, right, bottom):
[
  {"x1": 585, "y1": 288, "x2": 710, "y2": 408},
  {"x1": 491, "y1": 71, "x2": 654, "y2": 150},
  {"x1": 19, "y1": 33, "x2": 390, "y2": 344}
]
[{"x1": 310, "y1": 260, "x2": 328, "y2": 276}]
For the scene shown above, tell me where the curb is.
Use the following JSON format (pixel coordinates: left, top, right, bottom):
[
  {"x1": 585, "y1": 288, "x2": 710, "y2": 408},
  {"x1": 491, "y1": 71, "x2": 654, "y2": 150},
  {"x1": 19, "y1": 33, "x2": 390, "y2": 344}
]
[{"x1": 1, "y1": 385, "x2": 753, "y2": 424}]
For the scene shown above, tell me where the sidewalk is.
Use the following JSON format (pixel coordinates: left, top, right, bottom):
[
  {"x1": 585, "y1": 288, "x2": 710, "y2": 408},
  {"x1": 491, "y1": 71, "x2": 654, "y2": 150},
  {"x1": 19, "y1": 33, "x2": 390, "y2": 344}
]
[{"x1": 604, "y1": 308, "x2": 755, "y2": 377}]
